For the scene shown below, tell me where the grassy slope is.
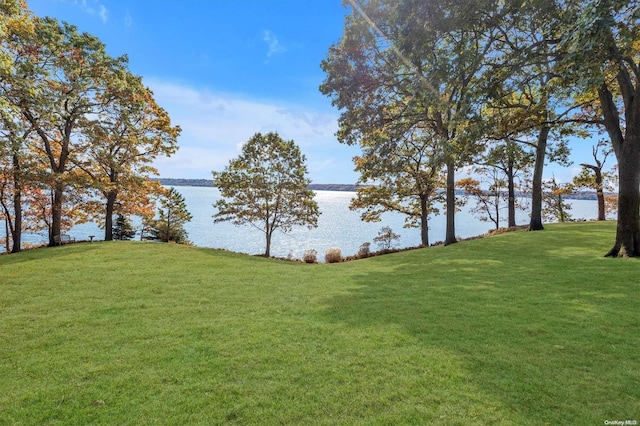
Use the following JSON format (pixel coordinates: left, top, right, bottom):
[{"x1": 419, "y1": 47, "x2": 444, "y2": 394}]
[{"x1": 0, "y1": 222, "x2": 638, "y2": 425}]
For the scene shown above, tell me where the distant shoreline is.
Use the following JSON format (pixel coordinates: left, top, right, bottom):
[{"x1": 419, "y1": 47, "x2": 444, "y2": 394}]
[
  {"x1": 155, "y1": 178, "x2": 359, "y2": 193},
  {"x1": 155, "y1": 178, "x2": 604, "y2": 200}
]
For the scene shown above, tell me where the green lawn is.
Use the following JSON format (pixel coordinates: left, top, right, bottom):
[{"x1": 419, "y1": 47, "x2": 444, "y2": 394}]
[{"x1": 1, "y1": 221, "x2": 638, "y2": 425}]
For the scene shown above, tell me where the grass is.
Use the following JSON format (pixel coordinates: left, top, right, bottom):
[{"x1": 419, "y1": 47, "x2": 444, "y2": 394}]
[{"x1": 0, "y1": 221, "x2": 638, "y2": 425}]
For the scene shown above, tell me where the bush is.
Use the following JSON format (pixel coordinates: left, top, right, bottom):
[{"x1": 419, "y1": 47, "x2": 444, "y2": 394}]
[
  {"x1": 303, "y1": 249, "x2": 318, "y2": 264},
  {"x1": 357, "y1": 242, "x2": 371, "y2": 259},
  {"x1": 325, "y1": 247, "x2": 342, "y2": 263}
]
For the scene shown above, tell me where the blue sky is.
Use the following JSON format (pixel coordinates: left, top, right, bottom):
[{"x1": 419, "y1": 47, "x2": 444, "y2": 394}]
[
  {"x1": 26, "y1": 0, "x2": 361, "y2": 183},
  {"x1": 26, "y1": 0, "x2": 605, "y2": 184}
]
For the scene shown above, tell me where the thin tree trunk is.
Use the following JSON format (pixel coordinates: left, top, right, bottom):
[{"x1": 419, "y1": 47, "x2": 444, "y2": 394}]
[
  {"x1": 507, "y1": 148, "x2": 516, "y2": 227},
  {"x1": 420, "y1": 193, "x2": 429, "y2": 247},
  {"x1": 444, "y1": 160, "x2": 456, "y2": 245},
  {"x1": 4, "y1": 219, "x2": 9, "y2": 253},
  {"x1": 594, "y1": 170, "x2": 605, "y2": 221},
  {"x1": 528, "y1": 126, "x2": 550, "y2": 231},
  {"x1": 11, "y1": 154, "x2": 22, "y2": 253}
]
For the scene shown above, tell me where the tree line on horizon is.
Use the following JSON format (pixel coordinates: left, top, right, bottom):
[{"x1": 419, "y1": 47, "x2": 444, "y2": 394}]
[
  {"x1": 0, "y1": 1, "x2": 183, "y2": 252},
  {"x1": 320, "y1": 0, "x2": 639, "y2": 257}
]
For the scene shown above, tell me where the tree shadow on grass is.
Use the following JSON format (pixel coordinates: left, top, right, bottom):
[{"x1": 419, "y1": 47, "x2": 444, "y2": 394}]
[{"x1": 316, "y1": 248, "x2": 639, "y2": 424}]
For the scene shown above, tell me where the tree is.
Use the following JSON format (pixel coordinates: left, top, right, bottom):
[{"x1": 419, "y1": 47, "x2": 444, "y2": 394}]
[
  {"x1": 482, "y1": 0, "x2": 585, "y2": 232},
  {"x1": 213, "y1": 132, "x2": 320, "y2": 257},
  {"x1": 79, "y1": 71, "x2": 180, "y2": 241},
  {"x1": 572, "y1": 139, "x2": 615, "y2": 221},
  {"x1": 146, "y1": 187, "x2": 192, "y2": 244},
  {"x1": 373, "y1": 226, "x2": 401, "y2": 251},
  {"x1": 542, "y1": 176, "x2": 573, "y2": 223},
  {"x1": 562, "y1": 0, "x2": 640, "y2": 256},
  {"x1": 112, "y1": 214, "x2": 136, "y2": 240},
  {"x1": 13, "y1": 17, "x2": 127, "y2": 246},
  {"x1": 349, "y1": 128, "x2": 446, "y2": 247},
  {"x1": 0, "y1": 0, "x2": 34, "y2": 252},
  {"x1": 457, "y1": 172, "x2": 514, "y2": 230},
  {"x1": 321, "y1": 0, "x2": 497, "y2": 246}
]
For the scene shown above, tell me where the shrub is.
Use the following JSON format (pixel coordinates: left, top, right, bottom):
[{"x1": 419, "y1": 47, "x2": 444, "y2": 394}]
[
  {"x1": 325, "y1": 247, "x2": 342, "y2": 263},
  {"x1": 303, "y1": 249, "x2": 318, "y2": 264},
  {"x1": 357, "y1": 242, "x2": 371, "y2": 259}
]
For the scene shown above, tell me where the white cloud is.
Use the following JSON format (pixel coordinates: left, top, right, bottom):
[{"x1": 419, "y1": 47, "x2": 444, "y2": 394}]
[
  {"x1": 69, "y1": 0, "x2": 108, "y2": 24},
  {"x1": 99, "y1": 5, "x2": 108, "y2": 23},
  {"x1": 263, "y1": 30, "x2": 286, "y2": 57},
  {"x1": 124, "y1": 10, "x2": 133, "y2": 28},
  {"x1": 144, "y1": 79, "x2": 359, "y2": 183}
]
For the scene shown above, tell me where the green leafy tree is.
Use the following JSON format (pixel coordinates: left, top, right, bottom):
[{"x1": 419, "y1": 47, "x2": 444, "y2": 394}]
[
  {"x1": 146, "y1": 187, "x2": 192, "y2": 244},
  {"x1": 477, "y1": 136, "x2": 534, "y2": 227},
  {"x1": 349, "y1": 127, "x2": 445, "y2": 247},
  {"x1": 78, "y1": 71, "x2": 180, "y2": 241},
  {"x1": 482, "y1": 0, "x2": 586, "y2": 231},
  {"x1": 112, "y1": 213, "x2": 136, "y2": 240},
  {"x1": 542, "y1": 176, "x2": 573, "y2": 223},
  {"x1": 213, "y1": 132, "x2": 320, "y2": 257},
  {"x1": 13, "y1": 17, "x2": 127, "y2": 246},
  {"x1": 561, "y1": 0, "x2": 640, "y2": 256},
  {"x1": 321, "y1": 0, "x2": 498, "y2": 245}
]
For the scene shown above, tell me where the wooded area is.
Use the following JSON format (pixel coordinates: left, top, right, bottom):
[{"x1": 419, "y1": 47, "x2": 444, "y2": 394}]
[
  {"x1": 0, "y1": 0, "x2": 180, "y2": 252},
  {"x1": 321, "y1": 0, "x2": 639, "y2": 256}
]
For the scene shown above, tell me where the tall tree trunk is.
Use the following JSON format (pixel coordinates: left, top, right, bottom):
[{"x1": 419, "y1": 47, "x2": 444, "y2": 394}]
[
  {"x1": 11, "y1": 185, "x2": 21, "y2": 253},
  {"x1": 11, "y1": 154, "x2": 21, "y2": 253},
  {"x1": 49, "y1": 184, "x2": 64, "y2": 247},
  {"x1": 444, "y1": 160, "x2": 456, "y2": 245},
  {"x1": 4, "y1": 219, "x2": 9, "y2": 253},
  {"x1": 528, "y1": 126, "x2": 550, "y2": 231},
  {"x1": 420, "y1": 193, "x2": 429, "y2": 247},
  {"x1": 507, "y1": 145, "x2": 516, "y2": 227},
  {"x1": 104, "y1": 190, "x2": 117, "y2": 241},
  {"x1": 599, "y1": 78, "x2": 640, "y2": 257},
  {"x1": 594, "y1": 170, "x2": 605, "y2": 221},
  {"x1": 605, "y1": 137, "x2": 640, "y2": 257}
]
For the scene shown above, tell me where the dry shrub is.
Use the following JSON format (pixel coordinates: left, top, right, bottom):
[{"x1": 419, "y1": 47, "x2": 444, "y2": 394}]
[
  {"x1": 303, "y1": 249, "x2": 318, "y2": 264},
  {"x1": 357, "y1": 242, "x2": 371, "y2": 259},
  {"x1": 325, "y1": 247, "x2": 342, "y2": 263}
]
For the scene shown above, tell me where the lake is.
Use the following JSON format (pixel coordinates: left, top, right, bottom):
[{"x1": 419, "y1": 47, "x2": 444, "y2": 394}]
[{"x1": 3, "y1": 186, "x2": 601, "y2": 259}]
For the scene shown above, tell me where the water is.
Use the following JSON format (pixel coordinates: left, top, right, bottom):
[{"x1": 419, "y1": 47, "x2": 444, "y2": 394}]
[{"x1": 2, "y1": 186, "x2": 601, "y2": 259}]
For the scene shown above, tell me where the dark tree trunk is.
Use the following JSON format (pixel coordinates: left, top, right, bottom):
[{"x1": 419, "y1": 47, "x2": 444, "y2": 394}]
[
  {"x1": 11, "y1": 186, "x2": 21, "y2": 253},
  {"x1": 507, "y1": 148, "x2": 517, "y2": 228},
  {"x1": 11, "y1": 154, "x2": 22, "y2": 253},
  {"x1": 104, "y1": 190, "x2": 117, "y2": 241},
  {"x1": 420, "y1": 193, "x2": 429, "y2": 247},
  {"x1": 444, "y1": 160, "x2": 457, "y2": 245},
  {"x1": 528, "y1": 126, "x2": 550, "y2": 231},
  {"x1": 594, "y1": 170, "x2": 605, "y2": 221},
  {"x1": 598, "y1": 76, "x2": 640, "y2": 257},
  {"x1": 49, "y1": 184, "x2": 64, "y2": 247},
  {"x1": 605, "y1": 139, "x2": 640, "y2": 257},
  {"x1": 265, "y1": 230, "x2": 272, "y2": 257}
]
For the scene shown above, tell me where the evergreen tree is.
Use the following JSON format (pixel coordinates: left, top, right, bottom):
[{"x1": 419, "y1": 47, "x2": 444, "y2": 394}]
[
  {"x1": 112, "y1": 214, "x2": 136, "y2": 240},
  {"x1": 146, "y1": 188, "x2": 192, "y2": 244}
]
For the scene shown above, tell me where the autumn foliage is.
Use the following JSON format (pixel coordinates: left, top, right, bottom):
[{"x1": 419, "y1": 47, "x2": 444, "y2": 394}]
[{"x1": 0, "y1": 10, "x2": 180, "y2": 252}]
